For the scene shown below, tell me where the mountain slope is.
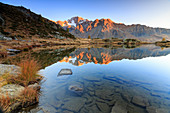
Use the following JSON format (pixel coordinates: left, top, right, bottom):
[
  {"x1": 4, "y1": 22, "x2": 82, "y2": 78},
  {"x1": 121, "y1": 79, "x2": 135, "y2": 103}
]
[
  {"x1": 0, "y1": 2, "x2": 75, "y2": 39},
  {"x1": 56, "y1": 16, "x2": 170, "y2": 42}
]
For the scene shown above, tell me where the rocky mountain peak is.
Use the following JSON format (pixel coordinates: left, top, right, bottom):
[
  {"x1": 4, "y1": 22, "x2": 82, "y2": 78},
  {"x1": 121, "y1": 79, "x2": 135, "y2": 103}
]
[
  {"x1": 56, "y1": 16, "x2": 170, "y2": 42},
  {"x1": 56, "y1": 16, "x2": 90, "y2": 28}
]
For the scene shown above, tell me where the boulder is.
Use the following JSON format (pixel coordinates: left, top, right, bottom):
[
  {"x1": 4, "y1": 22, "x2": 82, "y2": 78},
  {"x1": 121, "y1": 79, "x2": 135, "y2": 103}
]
[
  {"x1": 0, "y1": 64, "x2": 20, "y2": 76},
  {"x1": 0, "y1": 84, "x2": 24, "y2": 98},
  {"x1": 28, "y1": 83, "x2": 41, "y2": 91}
]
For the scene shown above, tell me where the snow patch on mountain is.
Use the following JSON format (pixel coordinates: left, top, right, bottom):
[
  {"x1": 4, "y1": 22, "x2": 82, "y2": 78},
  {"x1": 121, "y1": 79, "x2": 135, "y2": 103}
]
[{"x1": 67, "y1": 19, "x2": 76, "y2": 27}]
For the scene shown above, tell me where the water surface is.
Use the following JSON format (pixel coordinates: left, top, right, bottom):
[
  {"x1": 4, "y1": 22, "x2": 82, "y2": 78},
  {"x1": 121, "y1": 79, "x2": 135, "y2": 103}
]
[{"x1": 32, "y1": 45, "x2": 170, "y2": 113}]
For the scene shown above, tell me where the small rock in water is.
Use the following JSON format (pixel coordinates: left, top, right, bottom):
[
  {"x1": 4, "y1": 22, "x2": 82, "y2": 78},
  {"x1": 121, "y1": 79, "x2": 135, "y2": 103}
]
[
  {"x1": 68, "y1": 85, "x2": 83, "y2": 93},
  {"x1": 58, "y1": 69, "x2": 72, "y2": 76}
]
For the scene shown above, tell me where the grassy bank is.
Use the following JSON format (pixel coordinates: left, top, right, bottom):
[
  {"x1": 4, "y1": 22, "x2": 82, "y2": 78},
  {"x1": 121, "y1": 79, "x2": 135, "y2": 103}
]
[{"x1": 0, "y1": 37, "x2": 148, "y2": 59}]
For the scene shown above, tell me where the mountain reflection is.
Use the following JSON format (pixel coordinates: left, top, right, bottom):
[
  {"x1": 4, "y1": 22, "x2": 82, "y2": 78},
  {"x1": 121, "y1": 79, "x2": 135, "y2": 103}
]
[{"x1": 59, "y1": 45, "x2": 170, "y2": 66}]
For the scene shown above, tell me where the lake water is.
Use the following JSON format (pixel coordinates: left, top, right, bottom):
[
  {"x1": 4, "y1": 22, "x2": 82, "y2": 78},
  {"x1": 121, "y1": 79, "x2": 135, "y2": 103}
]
[{"x1": 28, "y1": 45, "x2": 170, "y2": 113}]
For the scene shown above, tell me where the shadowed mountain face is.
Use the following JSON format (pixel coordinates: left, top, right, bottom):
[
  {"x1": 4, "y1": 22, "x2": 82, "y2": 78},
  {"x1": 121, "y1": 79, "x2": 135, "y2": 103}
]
[
  {"x1": 56, "y1": 16, "x2": 170, "y2": 42},
  {"x1": 59, "y1": 45, "x2": 170, "y2": 66},
  {"x1": 0, "y1": 2, "x2": 75, "y2": 39}
]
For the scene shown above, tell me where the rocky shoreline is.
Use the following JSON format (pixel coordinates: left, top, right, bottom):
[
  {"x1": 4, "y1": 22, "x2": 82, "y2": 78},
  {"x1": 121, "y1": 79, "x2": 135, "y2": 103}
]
[
  {"x1": 156, "y1": 40, "x2": 170, "y2": 47},
  {"x1": 0, "y1": 64, "x2": 42, "y2": 113}
]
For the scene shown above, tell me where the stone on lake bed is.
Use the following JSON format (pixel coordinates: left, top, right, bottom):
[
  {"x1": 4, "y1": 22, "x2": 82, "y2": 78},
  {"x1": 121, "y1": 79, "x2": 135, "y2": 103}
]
[
  {"x1": 58, "y1": 69, "x2": 72, "y2": 76},
  {"x1": 61, "y1": 97, "x2": 86, "y2": 112},
  {"x1": 68, "y1": 85, "x2": 83, "y2": 93},
  {"x1": 82, "y1": 75, "x2": 101, "y2": 82},
  {"x1": 132, "y1": 96, "x2": 149, "y2": 107},
  {"x1": 146, "y1": 106, "x2": 170, "y2": 113},
  {"x1": 96, "y1": 102, "x2": 110, "y2": 113},
  {"x1": 111, "y1": 100, "x2": 128, "y2": 113}
]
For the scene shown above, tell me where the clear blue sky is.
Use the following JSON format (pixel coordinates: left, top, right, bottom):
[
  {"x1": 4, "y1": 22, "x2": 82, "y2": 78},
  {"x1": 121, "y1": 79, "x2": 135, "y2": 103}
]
[{"x1": 1, "y1": 0, "x2": 170, "y2": 28}]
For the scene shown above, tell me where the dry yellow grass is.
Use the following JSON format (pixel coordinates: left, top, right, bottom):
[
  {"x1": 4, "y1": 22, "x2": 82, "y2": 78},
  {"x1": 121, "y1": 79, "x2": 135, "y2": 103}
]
[
  {"x1": 7, "y1": 58, "x2": 41, "y2": 86},
  {"x1": 0, "y1": 87, "x2": 39, "y2": 112}
]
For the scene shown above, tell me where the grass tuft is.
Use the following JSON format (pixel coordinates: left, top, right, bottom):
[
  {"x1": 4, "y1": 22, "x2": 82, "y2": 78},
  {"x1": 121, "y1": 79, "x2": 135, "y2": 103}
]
[{"x1": 7, "y1": 58, "x2": 41, "y2": 86}]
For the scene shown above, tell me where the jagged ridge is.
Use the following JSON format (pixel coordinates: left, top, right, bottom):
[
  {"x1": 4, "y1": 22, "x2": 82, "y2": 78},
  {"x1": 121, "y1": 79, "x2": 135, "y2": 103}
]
[{"x1": 56, "y1": 16, "x2": 170, "y2": 42}]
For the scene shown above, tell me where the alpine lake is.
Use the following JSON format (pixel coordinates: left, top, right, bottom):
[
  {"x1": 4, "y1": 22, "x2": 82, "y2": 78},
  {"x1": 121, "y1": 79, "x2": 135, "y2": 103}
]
[{"x1": 4, "y1": 44, "x2": 170, "y2": 113}]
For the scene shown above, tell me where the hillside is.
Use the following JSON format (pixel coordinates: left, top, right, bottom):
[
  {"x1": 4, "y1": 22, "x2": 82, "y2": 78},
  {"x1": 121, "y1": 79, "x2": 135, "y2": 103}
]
[
  {"x1": 56, "y1": 16, "x2": 170, "y2": 42},
  {"x1": 0, "y1": 2, "x2": 75, "y2": 40}
]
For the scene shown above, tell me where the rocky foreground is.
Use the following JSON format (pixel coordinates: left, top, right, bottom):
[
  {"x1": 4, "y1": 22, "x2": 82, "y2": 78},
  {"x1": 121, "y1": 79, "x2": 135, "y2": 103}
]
[{"x1": 0, "y1": 64, "x2": 42, "y2": 112}]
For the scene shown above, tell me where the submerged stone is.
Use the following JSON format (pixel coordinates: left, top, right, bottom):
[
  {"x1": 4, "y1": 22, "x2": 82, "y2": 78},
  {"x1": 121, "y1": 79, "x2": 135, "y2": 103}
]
[
  {"x1": 111, "y1": 100, "x2": 128, "y2": 113},
  {"x1": 146, "y1": 106, "x2": 170, "y2": 113},
  {"x1": 58, "y1": 69, "x2": 72, "y2": 76},
  {"x1": 96, "y1": 102, "x2": 110, "y2": 113},
  {"x1": 121, "y1": 93, "x2": 132, "y2": 102},
  {"x1": 82, "y1": 75, "x2": 101, "y2": 82},
  {"x1": 68, "y1": 85, "x2": 83, "y2": 92},
  {"x1": 95, "y1": 89, "x2": 114, "y2": 100},
  {"x1": 146, "y1": 106, "x2": 157, "y2": 113},
  {"x1": 132, "y1": 96, "x2": 149, "y2": 107},
  {"x1": 61, "y1": 97, "x2": 86, "y2": 112},
  {"x1": 86, "y1": 104, "x2": 102, "y2": 113}
]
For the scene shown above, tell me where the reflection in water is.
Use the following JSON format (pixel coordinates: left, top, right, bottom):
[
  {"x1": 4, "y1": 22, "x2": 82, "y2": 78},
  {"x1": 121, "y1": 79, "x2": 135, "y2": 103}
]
[
  {"x1": 25, "y1": 45, "x2": 170, "y2": 113},
  {"x1": 58, "y1": 45, "x2": 170, "y2": 66}
]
